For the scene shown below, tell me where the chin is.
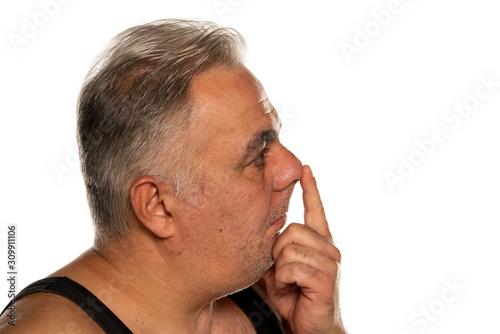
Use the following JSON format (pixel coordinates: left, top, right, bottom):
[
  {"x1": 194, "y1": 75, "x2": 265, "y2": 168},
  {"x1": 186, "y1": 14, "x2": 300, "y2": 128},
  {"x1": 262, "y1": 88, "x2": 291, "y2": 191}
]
[
  {"x1": 253, "y1": 249, "x2": 274, "y2": 280},
  {"x1": 223, "y1": 252, "x2": 272, "y2": 295}
]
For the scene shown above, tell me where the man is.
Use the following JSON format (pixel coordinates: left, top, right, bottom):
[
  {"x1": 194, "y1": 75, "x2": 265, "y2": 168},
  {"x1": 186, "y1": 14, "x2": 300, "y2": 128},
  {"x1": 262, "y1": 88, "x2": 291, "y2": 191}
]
[{"x1": 0, "y1": 19, "x2": 345, "y2": 333}]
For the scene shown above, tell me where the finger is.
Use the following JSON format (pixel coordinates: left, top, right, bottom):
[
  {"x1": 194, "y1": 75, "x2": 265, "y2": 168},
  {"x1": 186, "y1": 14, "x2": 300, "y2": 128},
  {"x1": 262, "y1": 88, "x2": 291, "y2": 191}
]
[
  {"x1": 263, "y1": 266, "x2": 296, "y2": 302},
  {"x1": 301, "y1": 165, "x2": 331, "y2": 237},
  {"x1": 263, "y1": 265, "x2": 299, "y2": 316},
  {"x1": 273, "y1": 261, "x2": 337, "y2": 298},
  {"x1": 272, "y1": 223, "x2": 340, "y2": 263},
  {"x1": 273, "y1": 243, "x2": 340, "y2": 277}
]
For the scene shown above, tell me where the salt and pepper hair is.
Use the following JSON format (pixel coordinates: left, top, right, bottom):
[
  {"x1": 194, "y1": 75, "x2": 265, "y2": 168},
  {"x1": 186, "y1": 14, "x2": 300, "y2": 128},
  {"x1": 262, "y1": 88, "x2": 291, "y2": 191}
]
[{"x1": 77, "y1": 19, "x2": 246, "y2": 247}]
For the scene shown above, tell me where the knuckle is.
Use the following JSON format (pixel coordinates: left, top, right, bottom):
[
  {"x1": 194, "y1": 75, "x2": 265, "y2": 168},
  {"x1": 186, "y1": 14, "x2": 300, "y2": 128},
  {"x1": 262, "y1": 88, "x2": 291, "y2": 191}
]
[
  {"x1": 297, "y1": 262, "x2": 317, "y2": 279},
  {"x1": 280, "y1": 244, "x2": 314, "y2": 265},
  {"x1": 324, "y1": 242, "x2": 341, "y2": 262},
  {"x1": 280, "y1": 222, "x2": 304, "y2": 239},
  {"x1": 287, "y1": 222, "x2": 303, "y2": 233},
  {"x1": 280, "y1": 244, "x2": 296, "y2": 262},
  {"x1": 328, "y1": 260, "x2": 340, "y2": 277}
]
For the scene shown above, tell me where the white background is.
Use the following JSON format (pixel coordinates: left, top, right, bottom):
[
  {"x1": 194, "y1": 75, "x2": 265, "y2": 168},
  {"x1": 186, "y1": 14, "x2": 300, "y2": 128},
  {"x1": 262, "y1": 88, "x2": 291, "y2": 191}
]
[{"x1": 1, "y1": 0, "x2": 499, "y2": 333}]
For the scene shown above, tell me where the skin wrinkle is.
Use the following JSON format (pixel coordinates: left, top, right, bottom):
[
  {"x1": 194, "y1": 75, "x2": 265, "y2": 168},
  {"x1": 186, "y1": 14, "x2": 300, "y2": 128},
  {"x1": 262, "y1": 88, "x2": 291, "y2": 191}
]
[
  {"x1": 239, "y1": 129, "x2": 278, "y2": 167},
  {"x1": 191, "y1": 78, "x2": 279, "y2": 175}
]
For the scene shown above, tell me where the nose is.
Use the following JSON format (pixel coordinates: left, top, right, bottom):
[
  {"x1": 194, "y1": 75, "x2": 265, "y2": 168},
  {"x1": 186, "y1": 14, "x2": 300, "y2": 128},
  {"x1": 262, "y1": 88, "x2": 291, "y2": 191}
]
[{"x1": 271, "y1": 143, "x2": 303, "y2": 192}]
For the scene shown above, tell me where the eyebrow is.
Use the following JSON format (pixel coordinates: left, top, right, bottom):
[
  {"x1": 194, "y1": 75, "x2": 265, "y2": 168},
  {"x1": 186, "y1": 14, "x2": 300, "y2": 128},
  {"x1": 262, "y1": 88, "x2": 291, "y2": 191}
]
[{"x1": 239, "y1": 129, "x2": 278, "y2": 165}]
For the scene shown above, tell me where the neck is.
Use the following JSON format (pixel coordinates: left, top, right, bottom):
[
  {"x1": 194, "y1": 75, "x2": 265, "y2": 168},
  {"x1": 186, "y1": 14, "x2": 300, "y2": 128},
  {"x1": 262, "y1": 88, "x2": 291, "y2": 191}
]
[{"x1": 56, "y1": 237, "x2": 219, "y2": 333}]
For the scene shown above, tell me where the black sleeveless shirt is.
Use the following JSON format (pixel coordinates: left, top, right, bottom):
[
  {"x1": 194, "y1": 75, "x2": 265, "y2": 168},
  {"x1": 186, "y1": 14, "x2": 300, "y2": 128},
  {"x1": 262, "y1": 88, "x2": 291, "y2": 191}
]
[{"x1": 1, "y1": 276, "x2": 284, "y2": 333}]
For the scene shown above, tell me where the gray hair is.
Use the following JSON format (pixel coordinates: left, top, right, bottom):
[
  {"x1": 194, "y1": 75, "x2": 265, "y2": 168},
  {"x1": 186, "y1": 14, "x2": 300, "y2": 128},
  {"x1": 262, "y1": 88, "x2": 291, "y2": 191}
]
[{"x1": 77, "y1": 19, "x2": 246, "y2": 248}]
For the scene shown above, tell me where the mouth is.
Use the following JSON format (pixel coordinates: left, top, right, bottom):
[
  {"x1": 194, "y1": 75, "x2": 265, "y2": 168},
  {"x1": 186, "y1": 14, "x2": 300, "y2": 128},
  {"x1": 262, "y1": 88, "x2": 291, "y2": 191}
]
[
  {"x1": 266, "y1": 214, "x2": 287, "y2": 242},
  {"x1": 265, "y1": 183, "x2": 295, "y2": 242}
]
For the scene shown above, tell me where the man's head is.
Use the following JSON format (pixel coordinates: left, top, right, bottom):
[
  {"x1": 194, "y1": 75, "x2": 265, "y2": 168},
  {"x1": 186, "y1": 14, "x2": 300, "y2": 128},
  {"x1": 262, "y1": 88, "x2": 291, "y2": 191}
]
[
  {"x1": 77, "y1": 19, "x2": 302, "y2": 294},
  {"x1": 77, "y1": 19, "x2": 246, "y2": 247}
]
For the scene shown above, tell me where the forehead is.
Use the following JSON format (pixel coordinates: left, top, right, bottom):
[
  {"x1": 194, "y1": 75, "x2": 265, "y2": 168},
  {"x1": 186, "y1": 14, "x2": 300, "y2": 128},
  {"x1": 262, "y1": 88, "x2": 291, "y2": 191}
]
[{"x1": 190, "y1": 66, "x2": 278, "y2": 140}]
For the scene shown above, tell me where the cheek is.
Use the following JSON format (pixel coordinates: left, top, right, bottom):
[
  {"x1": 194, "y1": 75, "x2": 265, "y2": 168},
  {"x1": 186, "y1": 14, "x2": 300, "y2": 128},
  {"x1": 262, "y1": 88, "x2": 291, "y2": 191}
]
[
  {"x1": 204, "y1": 176, "x2": 272, "y2": 235},
  {"x1": 230, "y1": 178, "x2": 271, "y2": 216}
]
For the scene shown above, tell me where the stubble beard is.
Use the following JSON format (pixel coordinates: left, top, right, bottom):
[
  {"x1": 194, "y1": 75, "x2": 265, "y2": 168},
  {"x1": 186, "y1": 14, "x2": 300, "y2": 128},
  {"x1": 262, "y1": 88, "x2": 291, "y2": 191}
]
[{"x1": 249, "y1": 187, "x2": 295, "y2": 281}]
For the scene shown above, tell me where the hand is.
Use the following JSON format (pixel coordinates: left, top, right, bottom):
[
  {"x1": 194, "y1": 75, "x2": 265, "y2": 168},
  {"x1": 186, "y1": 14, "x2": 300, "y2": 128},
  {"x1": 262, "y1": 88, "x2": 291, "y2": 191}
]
[{"x1": 263, "y1": 165, "x2": 345, "y2": 333}]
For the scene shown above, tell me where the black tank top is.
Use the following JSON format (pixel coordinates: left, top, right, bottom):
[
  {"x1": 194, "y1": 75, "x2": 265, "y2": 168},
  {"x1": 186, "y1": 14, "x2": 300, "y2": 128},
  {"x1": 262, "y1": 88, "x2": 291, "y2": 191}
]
[{"x1": 1, "y1": 276, "x2": 284, "y2": 333}]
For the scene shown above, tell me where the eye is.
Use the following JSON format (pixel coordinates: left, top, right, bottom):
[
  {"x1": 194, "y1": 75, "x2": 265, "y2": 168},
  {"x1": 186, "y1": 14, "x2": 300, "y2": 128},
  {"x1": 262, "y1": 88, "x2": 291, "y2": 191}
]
[{"x1": 253, "y1": 147, "x2": 270, "y2": 168}]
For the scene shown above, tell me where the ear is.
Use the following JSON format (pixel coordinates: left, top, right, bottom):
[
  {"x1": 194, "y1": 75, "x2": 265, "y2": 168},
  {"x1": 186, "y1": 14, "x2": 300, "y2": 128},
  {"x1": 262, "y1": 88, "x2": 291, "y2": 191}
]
[{"x1": 129, "y1": 176, "x2": 175, "y2": 239}]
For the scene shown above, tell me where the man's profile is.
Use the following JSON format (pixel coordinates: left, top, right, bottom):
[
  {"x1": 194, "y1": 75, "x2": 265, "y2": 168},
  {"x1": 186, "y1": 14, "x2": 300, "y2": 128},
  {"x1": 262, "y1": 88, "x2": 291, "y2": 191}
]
[{"x1": 0, "y1": 19, "x2": 345, "y2": 333}]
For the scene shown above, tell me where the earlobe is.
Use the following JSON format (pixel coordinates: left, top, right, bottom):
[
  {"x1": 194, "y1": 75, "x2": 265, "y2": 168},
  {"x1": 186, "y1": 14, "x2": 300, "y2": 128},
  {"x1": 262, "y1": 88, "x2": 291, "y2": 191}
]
[{"x1": 129, "y1": 176, "x2": 175, "y2": 239}]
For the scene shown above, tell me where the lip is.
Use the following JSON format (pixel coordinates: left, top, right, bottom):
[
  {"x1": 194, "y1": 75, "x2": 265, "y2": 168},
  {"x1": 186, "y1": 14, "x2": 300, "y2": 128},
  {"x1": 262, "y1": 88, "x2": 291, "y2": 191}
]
[{"x1": 266, "y1": 215, "x2": 287, "y2": 241}]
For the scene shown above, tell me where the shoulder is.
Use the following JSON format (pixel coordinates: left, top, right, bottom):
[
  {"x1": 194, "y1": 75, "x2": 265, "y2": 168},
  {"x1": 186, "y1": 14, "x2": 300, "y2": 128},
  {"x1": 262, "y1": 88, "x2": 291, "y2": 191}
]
[{"x1": 0, "y1": 292, "x2": 103, "y2": 334}]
